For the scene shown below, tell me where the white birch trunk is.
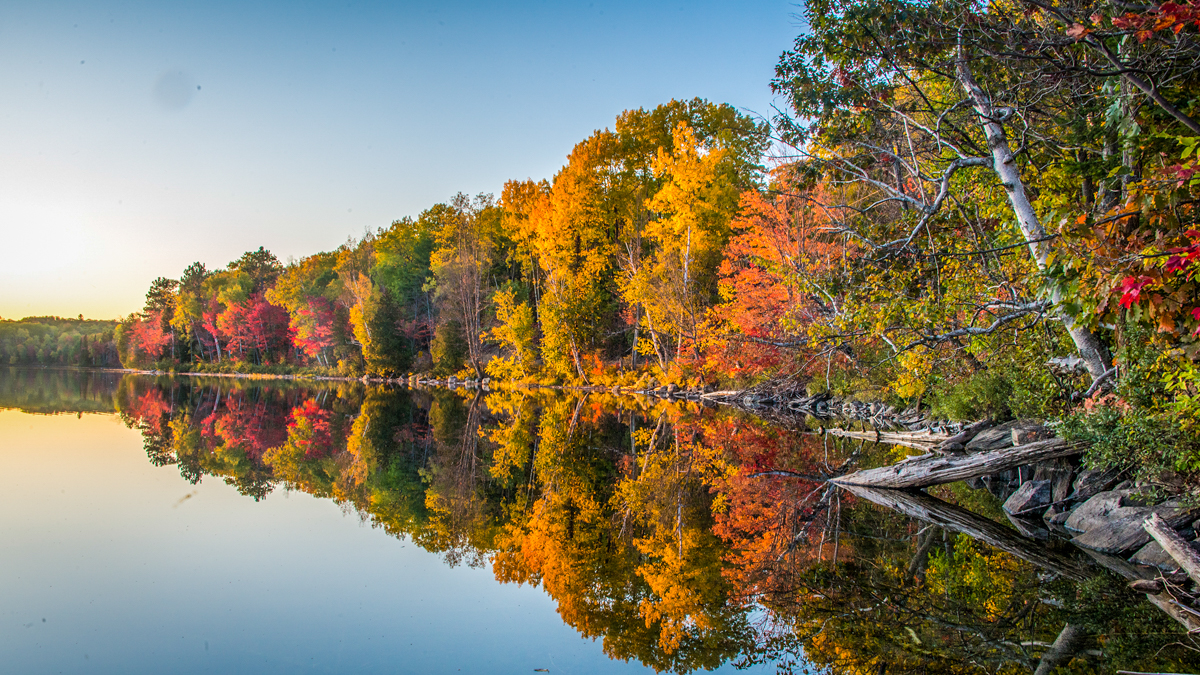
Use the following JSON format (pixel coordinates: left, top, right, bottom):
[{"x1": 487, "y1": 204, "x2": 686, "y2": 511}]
[{"x1": 956, "y1": 47, "x2": 1110, "y2": 382}]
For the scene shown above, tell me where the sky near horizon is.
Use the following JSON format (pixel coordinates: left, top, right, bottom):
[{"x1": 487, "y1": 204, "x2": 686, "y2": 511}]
[{"x1": 0, "y1": 0, "x2": 798, "y2": 320}]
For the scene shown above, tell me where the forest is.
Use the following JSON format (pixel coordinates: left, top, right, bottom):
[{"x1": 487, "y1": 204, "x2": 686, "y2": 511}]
[
  {"x1": 74, "y1": 0, "x2": 1200, "y2": 478},
  {"x1": 0, "y1": 316, "x2": 120, "y2": 368}
]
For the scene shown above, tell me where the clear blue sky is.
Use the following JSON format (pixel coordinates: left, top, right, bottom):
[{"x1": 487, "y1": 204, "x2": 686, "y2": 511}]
[{"x1": 0, "y1": 0, "x2": 799, "y2": 319}]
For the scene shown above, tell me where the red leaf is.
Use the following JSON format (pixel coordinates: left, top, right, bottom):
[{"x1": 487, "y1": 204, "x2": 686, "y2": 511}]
[
  {"x1": 1117, "y1": 275, "x2": 1155, "y2": 309},
  {"x1": 1066, "y1": 23, "x2": 1091, "y2": 38}
]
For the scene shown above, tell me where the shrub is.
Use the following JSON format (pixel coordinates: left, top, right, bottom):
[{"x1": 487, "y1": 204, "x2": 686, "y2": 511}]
[{"x1": 1058, "y1": 326, "x2": 1200, "y2": 481}]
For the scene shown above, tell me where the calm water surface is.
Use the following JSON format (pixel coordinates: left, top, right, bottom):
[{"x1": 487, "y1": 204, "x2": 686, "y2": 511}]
[
  {"x1": 2, "y1": 368, "x2": 1199, "y2": 674},
  {"x1": 0, "y1": 369, "x2": 766, "y2": 675},
  {"x1": 2, "y1": 415, "x2": 714, "y2": 674}
]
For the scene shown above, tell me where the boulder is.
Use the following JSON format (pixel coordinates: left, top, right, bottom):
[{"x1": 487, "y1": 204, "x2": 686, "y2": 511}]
[
  {"x1": 965, "y1": 426, "x2": 1011, "y2": 451},
  {"x1": 1003, "y1": 480, "x2": 1052, "y2": 516},
  {"x1": 1051, "y1": 466, "x2": 1076, "y2": 503},
  {"x1": 965, "y1": 420, "x2": 1031, "y2": 452},
  {"x1": 1012, "y1": 424, "x2": 1055, "y2": 445},
  {"x1": 1045, "y1": 507, "x2": 1073, "y2": 527},
  {"x1": 1066, "y1": 490, "x2": 1200, "y2": 554},
  {"x1": 1064, "y1": 491, "x2": 1123, "y2": 532},
  {"x1": 983, "y1": 472, "x2": 1018, "y2": 503},
  {"x1": 1070, "y1": 468, "x2": 1121, "y2": 501},
  {"x1": 1007, "y1": 513, "x2": 1050, "y2": 539},
  {"x1": 1130, "y1": 540, "x2": 1187, "y2": 572}
]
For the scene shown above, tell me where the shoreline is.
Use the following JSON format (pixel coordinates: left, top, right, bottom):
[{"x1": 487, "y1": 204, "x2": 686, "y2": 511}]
[{"x1": 4, "y1": 364, "x2": 951, "y2": 431}]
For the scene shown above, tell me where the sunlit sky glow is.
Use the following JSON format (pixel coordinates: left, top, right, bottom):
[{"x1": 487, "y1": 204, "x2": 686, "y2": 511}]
[{"x1": 0, "y1": 1, "x2": 797, "y2": 320}]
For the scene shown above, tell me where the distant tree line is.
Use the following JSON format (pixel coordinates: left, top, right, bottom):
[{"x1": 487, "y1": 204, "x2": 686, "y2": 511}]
[{"x1": 0, "y1": 317, "x2": 120, "y2": 367}]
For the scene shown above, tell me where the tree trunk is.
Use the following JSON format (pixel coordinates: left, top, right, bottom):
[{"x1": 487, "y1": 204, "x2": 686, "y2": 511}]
[
  {"x1": 1032, "y1": 624, "x2": 1087, "y2": 675},
  {"x1": 631, "y1": 304, "x2": 640, "y2": 368},
  {"x1": 831, "y1": 437, "x2": 1081, "y2": 489},
  {"x1": 825, "y1": 427, "x2": 950, "y2": 452},
  {"x1": 570, "y1": 338, "x2": 588, "y2": 384},
  {"x1": 955, "y1": 47, "x2": 1111, "y2": 383},
  {"x1": 838, "y1": 484, "x2": 1093, "y2": 580},
  {"x1": 1143, "y1": 512, "x2": 1200, "y2": 583},
  {"x1": 905, "y1": 525, "x2": 938, "y2": 585}
]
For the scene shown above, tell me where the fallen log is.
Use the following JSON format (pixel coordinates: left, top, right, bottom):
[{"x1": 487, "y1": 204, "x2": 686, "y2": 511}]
[
  {"x1": 1144, "y1": 512, "x2": 1200, "y2": 583},
  {"x1": 845, "y1": 483, "x2": 1200, "y2": 635},
  {"x1": 831, "y1": 437, "x2": 1082, "y2": 489},
  {"x1": 934, "y1": 419, "x2": 993, "y2": 453},
  {"x1": 1075, "y1": 546, "x2": 1200, "y2": 634},
  {"x1": 1033, "y1": 624, "x2": 1087, "y2": 675},
  {"x1": 838, "y1": 484, "x2": 1093, "y2": 581},
  {"x1": 825, "y1": 427, "x2": 950, "y2": 451}
]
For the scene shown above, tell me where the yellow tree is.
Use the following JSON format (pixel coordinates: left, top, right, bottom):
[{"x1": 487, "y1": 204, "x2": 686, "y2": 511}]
[
  {"x1": 486, "y1": 286, "x2": 538, "y2": 381},
  {"x1": 530, "y1": 133, "x2": 620, "y2": 380},
  {"x1": 626, "y1": 123, "x2": 739, "y2": 368},
  {"x1": 614, "y1": 419, "x2": 740, "y2": 655},
  {"x1": 500, "y1": 178, "x2": 551, "y2": 309}
]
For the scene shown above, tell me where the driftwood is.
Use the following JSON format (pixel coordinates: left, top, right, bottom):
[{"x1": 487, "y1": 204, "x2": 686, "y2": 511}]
[
  {"x1": 1033, "y1": 624, "x2": 1086, "y2": 675},
  {"x1": 838, "y1": 484, "x2": 1092, "y2": 581},
  {"x1": 831, "y1": 437, "x2": 1081, "y2": 489},
  {"x1": 1076, "y1": 546, "x2": 1200, "y2": 634},
  {"x1": 934, "y1": 419, "x2": 993, "y2": 453},
  {"x1": 1144, "y1": 512, "x2": 1200, "y2": 584},
  {"x1": 843, "y1": 483, "x2": 1200, "y2": 637},
  {"x1": 825, "y1": 427, "x2": 949, "y2": 451}
]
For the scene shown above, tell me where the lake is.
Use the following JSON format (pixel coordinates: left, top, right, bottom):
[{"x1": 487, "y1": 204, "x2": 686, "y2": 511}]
[{"x1": 1, "y1": 367, "x2": 1196, "y2": 674}]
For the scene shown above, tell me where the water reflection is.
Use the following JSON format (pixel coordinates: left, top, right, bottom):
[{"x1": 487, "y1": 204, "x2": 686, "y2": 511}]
[{"x1": 3, "y1": 367, "x2": 1199, "y2": 674}]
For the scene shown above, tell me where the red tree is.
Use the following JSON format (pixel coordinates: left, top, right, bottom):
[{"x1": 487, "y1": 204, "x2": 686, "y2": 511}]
[{"x1": 291, "y1": 297, "x2": 338, "y2": 366}]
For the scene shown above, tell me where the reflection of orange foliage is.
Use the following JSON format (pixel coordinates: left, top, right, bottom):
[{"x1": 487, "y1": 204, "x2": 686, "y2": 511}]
[
  {"x1": 340, "y1": 413, "x2": 374, "y2": 490},
  {"x1": 493, "y1": 497, "x2": 604, "y2": 635},
  {"x1": 702, "y1": 418, "x2": 854, "y2": 601}
]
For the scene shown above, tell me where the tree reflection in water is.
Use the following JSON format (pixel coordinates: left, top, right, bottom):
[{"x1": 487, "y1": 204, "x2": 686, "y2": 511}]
[{"x1": 6, "y1": 368, "x2": 1199, "y2": 675}]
